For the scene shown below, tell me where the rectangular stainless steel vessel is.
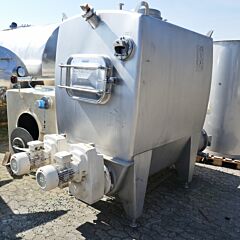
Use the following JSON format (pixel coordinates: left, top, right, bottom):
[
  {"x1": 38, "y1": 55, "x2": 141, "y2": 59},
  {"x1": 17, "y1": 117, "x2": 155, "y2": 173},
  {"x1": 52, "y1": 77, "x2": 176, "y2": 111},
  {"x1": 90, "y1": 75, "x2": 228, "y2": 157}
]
[{"x1": 53, "y1": 6, "x2": 212, "y2": 221}]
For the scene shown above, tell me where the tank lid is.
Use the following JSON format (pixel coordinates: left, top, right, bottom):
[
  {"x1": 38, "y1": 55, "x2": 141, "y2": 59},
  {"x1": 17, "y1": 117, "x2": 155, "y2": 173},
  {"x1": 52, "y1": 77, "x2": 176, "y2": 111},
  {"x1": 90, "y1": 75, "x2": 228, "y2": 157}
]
[
  {"x1": 138, "y1": 8, "x2": 162, "y2": 19},
  {"x1": 214, "y1": 40, "x2": 240, "y2": 43}
]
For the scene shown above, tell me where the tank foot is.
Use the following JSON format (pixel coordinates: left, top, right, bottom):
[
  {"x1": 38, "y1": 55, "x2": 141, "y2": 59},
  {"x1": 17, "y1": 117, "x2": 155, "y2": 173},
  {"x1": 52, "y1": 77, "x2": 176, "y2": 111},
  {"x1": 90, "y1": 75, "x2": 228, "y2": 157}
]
[
  {"x1": 118, "y1": 150, "x2": 152, "y2": 221},
  {"x1": 130, "y1": 219, "x2": 138, "y2": 228},
  {"x1": 68, "y1": 188, "x2": 73, "y2": 196},
  {"x1": 175, "y1": 133, "x2": 200, "y2": 183}
]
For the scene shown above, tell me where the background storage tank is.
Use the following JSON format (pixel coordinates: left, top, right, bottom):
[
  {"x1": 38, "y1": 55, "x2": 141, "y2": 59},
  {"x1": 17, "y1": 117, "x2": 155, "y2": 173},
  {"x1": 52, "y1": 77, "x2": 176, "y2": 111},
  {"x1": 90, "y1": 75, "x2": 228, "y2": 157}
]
[
  {"x1": 0, "y1": 46, "x2": 26, "y2": 87},
  {"x1": 0, "y1": 24, "x2": 59, "y2": 87},
  {"x1": 0, "y1": 24, "x2": 59, "y2": 141},
  {"x1": 10, "y1": 2, "x2": 213, "y2": 223},
  {"x1": 204, "y1": 41, "x2": 240, "y2": 158}
]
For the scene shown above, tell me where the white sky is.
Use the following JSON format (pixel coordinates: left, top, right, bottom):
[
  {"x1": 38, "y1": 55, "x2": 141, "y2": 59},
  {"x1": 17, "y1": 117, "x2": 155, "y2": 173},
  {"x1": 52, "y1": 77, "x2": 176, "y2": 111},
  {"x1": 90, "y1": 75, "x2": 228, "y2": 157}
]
[{"x1": 0, "y1": 0, "x2": 239, "y2": 40}]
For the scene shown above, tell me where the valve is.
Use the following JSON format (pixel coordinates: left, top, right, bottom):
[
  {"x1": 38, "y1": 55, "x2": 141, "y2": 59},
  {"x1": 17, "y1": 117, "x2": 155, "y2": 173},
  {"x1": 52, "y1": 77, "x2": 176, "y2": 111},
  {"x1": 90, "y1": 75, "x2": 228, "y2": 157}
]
[
  {"x1": 10, "y1": 75, "x2": 18, "y2": 84},
  {"x1": 80, "y1": 4, "x2": 100, "y2": 29},
  {"x1": 35, "y1": 96, "x2": 52, "y2": 109}
]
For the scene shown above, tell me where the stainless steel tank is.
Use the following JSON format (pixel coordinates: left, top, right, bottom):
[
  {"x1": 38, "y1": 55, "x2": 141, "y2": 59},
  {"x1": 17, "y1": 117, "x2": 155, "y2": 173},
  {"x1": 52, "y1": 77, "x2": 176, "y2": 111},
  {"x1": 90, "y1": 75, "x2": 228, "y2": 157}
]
[
  {"x1": 0, "y1": 46, "x2": 26, "y2": 87},
  {"x1": 204, "y1": 41, "x2": 240, "y2": 158},
  {"x1": 0, "y1": 24, "x2": 59, "y2": 87},
  {"x1": 7, "y1": 86, "x2": 57, "y2": 153},
  {"x1": 8, "y1": 2, "x2": 212, "y2": 223},
  {"x1": 53, "y1": 2, "x2": 212, "y2": 222}
]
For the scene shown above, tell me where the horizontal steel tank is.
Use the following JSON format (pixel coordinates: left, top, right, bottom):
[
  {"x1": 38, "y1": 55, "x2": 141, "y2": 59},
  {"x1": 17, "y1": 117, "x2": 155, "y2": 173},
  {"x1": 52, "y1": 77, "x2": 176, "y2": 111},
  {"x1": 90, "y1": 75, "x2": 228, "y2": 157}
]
[
  {"x1": 0, "y1": 24, "x2": 59, "y2": 88},
  {"x1": 204, "y1": 41, "x2": 240, "y2": 158},
  {"x1": 0, "y1": 46, "x2": 25, "y2": 86}
]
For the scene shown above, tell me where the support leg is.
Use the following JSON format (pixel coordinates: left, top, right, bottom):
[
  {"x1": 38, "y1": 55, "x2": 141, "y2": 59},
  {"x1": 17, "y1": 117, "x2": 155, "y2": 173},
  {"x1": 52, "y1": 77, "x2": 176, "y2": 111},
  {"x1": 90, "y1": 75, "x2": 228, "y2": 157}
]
[
  {"x1": 118, "y1": 150, "x2": 152, "y2": 225},
  {"x1": 175, "y1": 132, "x2": 200, "y2": 183}
]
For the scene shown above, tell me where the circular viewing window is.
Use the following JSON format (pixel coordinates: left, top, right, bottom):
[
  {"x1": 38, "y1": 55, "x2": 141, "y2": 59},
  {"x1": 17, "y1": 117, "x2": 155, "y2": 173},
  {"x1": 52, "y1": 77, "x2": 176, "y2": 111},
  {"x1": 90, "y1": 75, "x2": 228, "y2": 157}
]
[{"x1": 17, "y1": 113, "x2": 39, "y2": 140}]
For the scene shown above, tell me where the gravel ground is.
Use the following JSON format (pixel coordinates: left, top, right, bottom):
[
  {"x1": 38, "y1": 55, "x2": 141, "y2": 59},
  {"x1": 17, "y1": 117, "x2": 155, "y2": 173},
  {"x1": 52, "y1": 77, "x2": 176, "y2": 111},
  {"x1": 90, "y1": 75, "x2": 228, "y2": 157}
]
[
  {"x1": 0, "y1": 126, "x2": 8, "y2": 153},
  {"x1": 0, "y1": 153, "x2": 239, "y2": 240}
]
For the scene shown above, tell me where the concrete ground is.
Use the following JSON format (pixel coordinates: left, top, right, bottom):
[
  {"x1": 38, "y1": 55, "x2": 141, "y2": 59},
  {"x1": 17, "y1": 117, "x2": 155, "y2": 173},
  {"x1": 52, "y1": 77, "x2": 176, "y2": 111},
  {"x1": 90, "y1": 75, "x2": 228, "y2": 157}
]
[{"x1": 0, "y1": 152, "x2": 240, "y2": 240}]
